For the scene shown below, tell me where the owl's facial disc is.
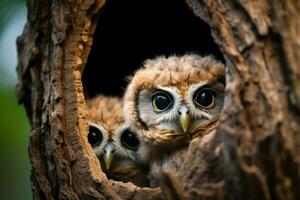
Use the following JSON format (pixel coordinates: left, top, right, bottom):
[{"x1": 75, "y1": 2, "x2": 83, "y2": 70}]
[
  {"x1": 103, "y1": 128, "x2": 142, "y2": 171},
  {"x1": 150, "y1": 88, "x2": 191, "y2": 133},
  {"x1": 138, "y1": 82, "x2": 222, "y2": 135}
]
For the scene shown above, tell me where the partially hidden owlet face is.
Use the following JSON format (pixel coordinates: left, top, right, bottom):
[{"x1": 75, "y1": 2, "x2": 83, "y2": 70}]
[
  {"x1": 124, "y1": 55, "x2": 225, "y2": 152},
  {"x1": 86, "y1": 96, "x2": 149, "y2": 186}
]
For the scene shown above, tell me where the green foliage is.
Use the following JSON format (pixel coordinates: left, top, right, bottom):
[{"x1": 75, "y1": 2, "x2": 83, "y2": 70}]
[
  {"x1": 0, "y1": 88, "x2": 31, "y2": 200},
  {"x1": 0, "y1": 0, "x2": 25, "y2": 32},
  {"x1": 0, "y1": 1, "x2": 31, "y2": 199}
]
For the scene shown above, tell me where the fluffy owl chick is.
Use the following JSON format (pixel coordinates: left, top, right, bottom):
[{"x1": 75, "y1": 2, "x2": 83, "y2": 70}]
[
  {"x1": 86, "y1": 96, "x2": 149, "y2": 186},
  {"x1": 124, "y1": 54, "x2": 225, "y2": 164}
]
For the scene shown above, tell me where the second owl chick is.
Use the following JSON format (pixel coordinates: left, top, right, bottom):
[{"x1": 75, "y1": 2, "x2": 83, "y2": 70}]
[{"x1": 86, "y1": 96, "x2": 150, "y2": 186}]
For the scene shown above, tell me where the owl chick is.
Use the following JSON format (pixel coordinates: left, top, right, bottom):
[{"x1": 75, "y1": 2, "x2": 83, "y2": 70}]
[
  {"x1": 86, "y1": 96, "x2": 150, "y2": 186},
  {"x1": 124, "y1": 54, "x2": 225, "y2": 172}
]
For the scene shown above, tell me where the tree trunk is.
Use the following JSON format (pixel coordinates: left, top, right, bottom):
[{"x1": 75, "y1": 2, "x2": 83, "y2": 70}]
[
  {"x1": 16, "y1": 0, "x2": 300, "y2": 199},
  {"x1": 183, "y1": 0, "x2": 300, "y2": 199}
]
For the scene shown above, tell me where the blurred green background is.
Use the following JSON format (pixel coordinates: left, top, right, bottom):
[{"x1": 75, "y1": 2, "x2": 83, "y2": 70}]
[{"x1": 0, "y1": 0, "x2": 31, "y2": 199}]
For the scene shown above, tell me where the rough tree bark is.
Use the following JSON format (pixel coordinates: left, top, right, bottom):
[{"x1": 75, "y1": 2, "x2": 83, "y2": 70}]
[
  {"x1": 16, "y1": 0, "x2": 300, "y2": 200},
  {"x1": 181, "y1": 0, "x2": 300, "y2": 199},
  {"x1": 16, "y1": 0, "x2": 161, "y2": 199}
]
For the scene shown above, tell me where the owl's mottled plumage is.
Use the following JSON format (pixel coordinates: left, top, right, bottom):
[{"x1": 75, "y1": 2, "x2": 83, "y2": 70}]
[
  {"x1": 124, "y1": 54, "x2": 225, "y2": 179},
  {"x1": 86, "y1": 96, "x2": 149, "y2": 186}
]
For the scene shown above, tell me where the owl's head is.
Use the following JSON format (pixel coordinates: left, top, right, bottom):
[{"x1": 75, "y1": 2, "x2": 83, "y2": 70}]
[
  {"x1": 124, "y1": 54, "x2": 225, "y2": 148},
  {"x1": 86, "y1": 96, "x2": 149, "y2": 180}
]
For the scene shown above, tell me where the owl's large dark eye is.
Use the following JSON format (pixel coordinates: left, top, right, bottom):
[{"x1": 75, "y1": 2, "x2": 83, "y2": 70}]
[
  {"x1": 121, "y1": 129, "x2": 140, "y2": 151},
  {"x1": 151, "y1": 91, "x2": 172, "y2": 112},
  {"x1": 194, "y1": 88, "x2": 216, "y2": 108},
  {"x1": 88, "y1": 126, "x2": 103, "y2": 147}
]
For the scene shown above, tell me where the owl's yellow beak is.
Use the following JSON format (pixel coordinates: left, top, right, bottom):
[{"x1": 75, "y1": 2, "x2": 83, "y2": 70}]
[
  {"x1": 180, "y1": 112, "x2": 190, "y2": 133},
  {"x1": 104, "y1": 151, "x2": 113, "y2": 170},
  {"x1": 104, "y1": 143, "x2": 114, "y2": 170}
]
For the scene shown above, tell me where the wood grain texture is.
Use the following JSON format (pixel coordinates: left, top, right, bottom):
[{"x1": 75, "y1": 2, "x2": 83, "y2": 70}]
[{"x1": 183, "y1": 0, "x2": 300, "y2": 199}]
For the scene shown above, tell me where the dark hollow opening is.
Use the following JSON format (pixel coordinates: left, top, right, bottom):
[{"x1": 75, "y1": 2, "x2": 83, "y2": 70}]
[{"x1": 82, "y1": 0, "x2": 223, "y2": 98}]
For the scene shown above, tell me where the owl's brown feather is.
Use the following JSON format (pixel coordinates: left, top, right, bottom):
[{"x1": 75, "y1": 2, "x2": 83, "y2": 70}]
[{"x1": 87, "y1": 96, "x2": 124, "y2": 135}]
